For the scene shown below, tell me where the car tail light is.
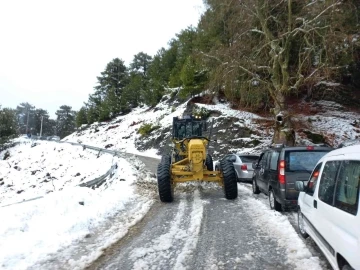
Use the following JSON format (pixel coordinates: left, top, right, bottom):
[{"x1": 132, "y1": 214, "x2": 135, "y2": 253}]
[
  {"x1": 306, "y1": 146, "x2": 314, "y2": 150},
  {"x1": 308, "y1": 171, "x2": 319, "y2": 189},
  {"x1": 240, "y1": 164, "x2": 247, "y2": 171},
  {"x1": 278, "y1": 160, "x2": 286, "y2": 184}
]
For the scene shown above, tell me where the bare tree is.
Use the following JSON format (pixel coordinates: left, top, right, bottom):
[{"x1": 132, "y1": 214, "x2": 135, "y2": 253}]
[{"x1": 199, "y1": 0, "x2": 359, "y2": 145}]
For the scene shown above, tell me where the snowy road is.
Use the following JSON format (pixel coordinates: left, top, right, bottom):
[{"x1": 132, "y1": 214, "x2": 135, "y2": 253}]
[
  {"x1": 88, "y1": 188, "x2": 292, "y2": 270},
  {"x1": 85, "y1": 154, "x2": 330, "y2": 270}
]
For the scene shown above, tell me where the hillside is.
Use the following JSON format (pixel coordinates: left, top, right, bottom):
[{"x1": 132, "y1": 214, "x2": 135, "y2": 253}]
[{"x1": 64, "y1": 90, "x2": 360, "y2": 160}]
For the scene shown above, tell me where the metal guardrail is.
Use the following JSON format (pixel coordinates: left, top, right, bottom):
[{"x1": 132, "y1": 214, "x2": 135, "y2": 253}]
[
  {"x1": 79, "y1": 163, "x2": 117, "y2": 188},
  {"x1": 0, "y1": 140, "x2": 123, "y2": 207}
]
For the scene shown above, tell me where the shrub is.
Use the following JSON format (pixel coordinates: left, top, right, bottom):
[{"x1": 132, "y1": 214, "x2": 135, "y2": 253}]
[
  {"x1": 192, "y1": 107, "x2": 210, "y2": 119},
  {"x1": 138, "y1": 123, "x2": 161, "y2": 136}
]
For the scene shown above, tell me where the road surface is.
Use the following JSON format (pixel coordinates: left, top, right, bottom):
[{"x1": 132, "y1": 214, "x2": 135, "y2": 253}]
[{"x1": 87, "y1": 155, "x2": 330, "y2": 270}]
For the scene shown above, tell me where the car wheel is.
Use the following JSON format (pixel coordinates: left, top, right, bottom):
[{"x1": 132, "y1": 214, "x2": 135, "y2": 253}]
[
  {"x1": 252, "y1": 178, "x2": 260, "y2": 194},
  {"x1": 297, "y1": 209, "x2": 309, "y2": 239},
  {"x1": 269, "y1": 189, "x2": 282, "y2": 211}
]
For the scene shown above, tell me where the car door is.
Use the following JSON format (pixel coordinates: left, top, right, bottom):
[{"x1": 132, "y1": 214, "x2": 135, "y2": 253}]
[
  {"x1": 330, "y1": 159, "x2": 360, "y2": 269},
  {"x1": 253, "y1": 152, "x2": 264, "y2": 190},
  {"x1": 257, "y1": 152, "x2": 270, "y2": 192},
  {"x1": 312, "y1": 160, "x2": 341, "y2": 262},
  {"x1": 299, "y1": 162, "x2": 323, "y2": 234}
]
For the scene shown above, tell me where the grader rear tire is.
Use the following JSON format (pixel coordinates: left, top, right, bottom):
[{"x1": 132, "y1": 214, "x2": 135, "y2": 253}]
[
  {"x1": 220, "y1": 159, "x2": 238, "y2": 200},
  {"x1": 205, "y1": 154, "x2": 213, "y2": 171},
  {"x1": 157, "y1": 155, "x2": 173, "y2": 202}
]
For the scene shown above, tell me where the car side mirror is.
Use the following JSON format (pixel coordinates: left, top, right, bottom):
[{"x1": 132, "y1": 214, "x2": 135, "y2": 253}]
[
  {"x1": 252, "y1": 161, "x2": 258, "y2": 169},
  {"x1": 295, "y1": 181, "x2": 305, "y2": 192}
]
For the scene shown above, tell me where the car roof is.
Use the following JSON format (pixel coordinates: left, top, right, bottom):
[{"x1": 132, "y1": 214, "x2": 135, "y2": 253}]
[{"x1": 321, "y1": 144, "x2": 360, "y2": 158}]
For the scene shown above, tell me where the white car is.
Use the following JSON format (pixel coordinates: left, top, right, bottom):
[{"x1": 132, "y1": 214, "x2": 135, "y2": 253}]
[{"x1": 296, "y1": 145, "x2": 360, "y2": 270}]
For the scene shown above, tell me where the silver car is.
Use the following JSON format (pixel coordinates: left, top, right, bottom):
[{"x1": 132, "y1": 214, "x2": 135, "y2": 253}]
[{"x1": 215, "y1": 154, "x2": 259, "y2": 182}]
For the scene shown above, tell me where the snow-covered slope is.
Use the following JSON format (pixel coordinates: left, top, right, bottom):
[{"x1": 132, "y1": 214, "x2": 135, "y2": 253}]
[
  {"x1": 1, "y1": 92, "x2": 359, "y2": 270},
  {"x1": 0, "y1": 140, "x2": 156, "y2": 270},
  {"x1": 64, "y1": 92, "x2": 360, "y2": 159}
]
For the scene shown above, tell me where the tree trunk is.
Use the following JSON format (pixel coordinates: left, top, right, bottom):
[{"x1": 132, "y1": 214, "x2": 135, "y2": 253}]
[{"x1": 272, "y1": 91, "x2": 295, "y2": 146}]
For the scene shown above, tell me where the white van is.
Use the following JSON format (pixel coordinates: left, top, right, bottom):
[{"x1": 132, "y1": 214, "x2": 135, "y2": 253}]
[{"x1": 296, "y1": 145, "x2": 360, "y2": 270}]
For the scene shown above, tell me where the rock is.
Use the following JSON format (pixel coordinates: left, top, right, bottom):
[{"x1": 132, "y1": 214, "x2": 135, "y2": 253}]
[
  {"x1": 104, "y1": 144, "x2": 113, "y2": 149},
  {"x1": 79, "y1": 201, "x2": 84, "y2": 205},
  {"x1": 85, "y1": 233, "x2": 91, "y2": 238},
  {"x1": 17, "y1": 190, "x2": 24, "y2": 194},
  {"x1": 3, "y1": 151, "x2": 10, "y2": 160},
  {"x1": 75, "y1": 173, "x2": 81, "y2": 177},
  {"x1": 106, "y1": 125, "x2": 119, "y2": 131}
]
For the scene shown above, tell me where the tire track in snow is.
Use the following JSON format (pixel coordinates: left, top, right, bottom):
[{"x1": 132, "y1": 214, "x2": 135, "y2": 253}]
[
  {"x1": 237, "y1": 184, "x2": 323, "y2": 270},
  {"x1": 173, "y1": 190, "x2": 204, "y2": 270},
  {"x1": 129, "y1": 199, "x2": 187, "y2": 269},
  {"x1": 89, "y1": 190, "x2": 205, "y2": 270}
]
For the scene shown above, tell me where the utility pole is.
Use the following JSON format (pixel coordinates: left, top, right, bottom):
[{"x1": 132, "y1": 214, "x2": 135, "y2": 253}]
[{"x1": 40, "y1": 116, "x2": 44, "y2": 137}]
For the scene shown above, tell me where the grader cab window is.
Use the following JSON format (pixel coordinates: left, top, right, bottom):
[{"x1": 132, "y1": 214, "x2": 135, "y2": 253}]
[{"x1": 173, "y1": 117, "x2": 203, "y2": 139}]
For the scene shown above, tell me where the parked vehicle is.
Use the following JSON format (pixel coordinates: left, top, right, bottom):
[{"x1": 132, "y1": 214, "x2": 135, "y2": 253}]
[
  {"x1": 214, "y1": 154, "x2": 259, "y2": 182},
  {"x1": 296, "y1": 145, "x2": 360, "y2": 270},
  {"x1": 252, "y1": 145, "x2": 333, "y2": 211}
]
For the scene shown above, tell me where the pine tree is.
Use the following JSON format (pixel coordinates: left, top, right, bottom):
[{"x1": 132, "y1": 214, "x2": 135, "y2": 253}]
[
  {"x1": 0, "y1": 106, "x2": 18, "y2": 144},
  {"x1": 76, "y1": 106, "x2": 88, "y2": 127},
  {"x1": 93, "y1": 58, "x2": 129, "y2": 120},
  {"x1": 16, "y1": 102, "x2": 35, "y2": 134},
  {"x1": 55, "y1": 105, "x2": 76, "y2": 138}
]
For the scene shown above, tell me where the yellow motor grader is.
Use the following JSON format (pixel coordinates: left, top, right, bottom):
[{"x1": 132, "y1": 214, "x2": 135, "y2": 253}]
[{"x1": 157, "y1": 115, "x2": 238, "y2": 202}]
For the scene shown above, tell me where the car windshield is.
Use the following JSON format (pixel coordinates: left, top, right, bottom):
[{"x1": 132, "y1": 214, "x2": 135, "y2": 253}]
[
  {"x1": 285, "y1": 151, "x2": 329, "y2": 172},
  {"x1": 239, "y1": 155, "x2": 259, "y2": 163}
]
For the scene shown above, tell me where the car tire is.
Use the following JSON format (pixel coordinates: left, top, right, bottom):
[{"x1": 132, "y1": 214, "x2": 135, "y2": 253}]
[
  {"x1": 215, "y1": 166, "x2": 220, "y2": 171},
  {"x1": 269, "y1": 189, "x2": 282, "y2": 211},
  {"x1": 252, "y1": 178, "x2": 260, "y2": 194},
  {"x1": 297, "y1": 209, "x2": 309, "y2": 239},
  {"x1": 205, "y1": 154, "x2": 213, "y2": 171},
  {"x1": 220, "y1": 159, "x2": 238, "y2": 200},
  {"x1": 157, "y1": 155, "x2": 173, "y2": 203}
]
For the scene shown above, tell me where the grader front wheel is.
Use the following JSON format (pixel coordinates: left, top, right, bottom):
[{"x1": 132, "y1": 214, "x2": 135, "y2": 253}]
[
  {"x1": 220, "y1": 159, "x2": 238, "y2": 200},
  {"x1": 157, "y1": 155, "x2": 173, "y2": 202},
  {"x1": 205, "y1": 154, "x2": 213, "y2": 171}
]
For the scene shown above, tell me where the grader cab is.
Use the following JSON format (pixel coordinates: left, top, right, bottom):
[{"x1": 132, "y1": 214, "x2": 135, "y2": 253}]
[{"x1": 157, "y1": 115, "x2": 238, "y2": 202}]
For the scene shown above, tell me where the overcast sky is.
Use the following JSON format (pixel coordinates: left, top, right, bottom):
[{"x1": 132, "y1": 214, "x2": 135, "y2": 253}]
[{"x1": 0, "y1": 0, "x2": 204, "y2": 118}]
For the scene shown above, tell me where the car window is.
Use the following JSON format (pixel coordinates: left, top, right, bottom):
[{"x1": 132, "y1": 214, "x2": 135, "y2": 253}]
[
  {"x1": 318, "y1": 161, "x2": 341, "y2": 205},
  {"x1": 239, "y1": 156, "x2": 259, "y2": 163},
  {"x1": 285, "y1": 151, "x2": 329, "y2": 172},
  {"x1": 261, "y1": 152, "x2": 269, "y2": 168},
  {"x1": 270, "y1": 151, "x2": 279, "y2": 171},
  {"x1": 306, "y1": 163, "x2": 322, "y2": 196},
  {"x1": 226, "y1": 155, "x2": 236, "y2": 162},
  {"x1": 334, "y1": 161, "x2": 360, "y2": 215}
]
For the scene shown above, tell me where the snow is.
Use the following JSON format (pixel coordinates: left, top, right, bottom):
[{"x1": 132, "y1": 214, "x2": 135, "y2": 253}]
[
  {"x1": 238, "y1": 184, "x2": 323, "y2": 270},
  {"x1": 0, "y1": 140, "x2": 155, "y2": 270},
  {"x1": 1, "y1": 92, "x2": 359, "y2": 269}
]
